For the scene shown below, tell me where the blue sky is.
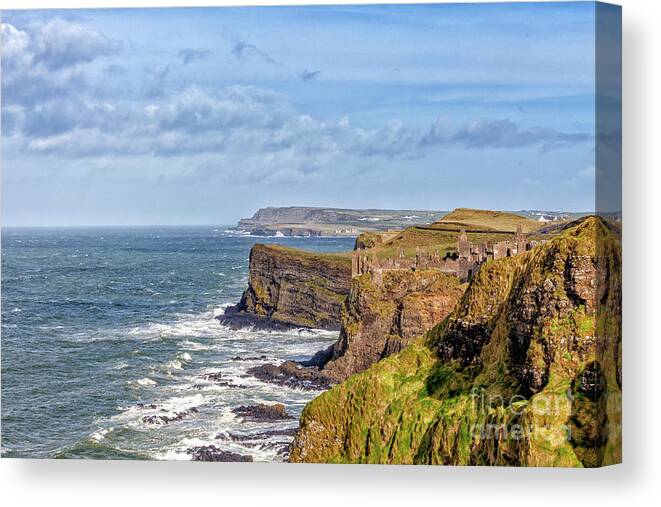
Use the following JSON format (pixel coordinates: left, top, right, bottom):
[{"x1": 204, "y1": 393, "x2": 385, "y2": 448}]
[{"x1": 1, "y1": 3, "x2": 597, "y2": 226}]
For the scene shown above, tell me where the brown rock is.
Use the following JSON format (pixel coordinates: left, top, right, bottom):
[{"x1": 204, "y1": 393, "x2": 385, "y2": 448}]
[
  {"x1": 219, "y1": 244, "x2": 351, "y2": 330},
  {"x1": 321, "y1": 269, "x2": 466, "y2": 382}
]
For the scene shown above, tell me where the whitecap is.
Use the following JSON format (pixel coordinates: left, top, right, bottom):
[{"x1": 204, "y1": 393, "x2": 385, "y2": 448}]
[
  {"x1": 179, "y1": 340, "x2": 209, "y2": 351},
  {"x1": 178, "y1": 352, "x2": 192, "y2": 362},
  {"x1": 90, "y1": 427, "x2": 113, "y2": 442},
  {"x1": 164, "y1": 360, "x2": 183, "y2": 371},
  {"x1": 131, "y1": 377, "x2": 156, "y2": 387}
]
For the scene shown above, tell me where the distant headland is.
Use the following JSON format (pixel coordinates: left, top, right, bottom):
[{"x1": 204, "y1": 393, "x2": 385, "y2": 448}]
[{"x1": 231, "y1": 206, "x2": 583, "y2": 238}]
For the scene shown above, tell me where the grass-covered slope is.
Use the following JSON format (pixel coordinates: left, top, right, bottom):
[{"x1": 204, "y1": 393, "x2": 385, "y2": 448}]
[
  {"x1": 289, "y1": 217, "x2": 621, "y2": 466},
  {"x1": 433, "y1": 208, "x2": 542, "y2": 233},
  {"x1": 353, "y1": 208, "x2": 544, "y2": 262}
]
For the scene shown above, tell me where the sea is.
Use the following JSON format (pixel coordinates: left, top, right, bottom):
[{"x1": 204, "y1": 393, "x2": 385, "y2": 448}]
[{"x1": 0, "y1": 226, "x2": 355, "y2": 461}]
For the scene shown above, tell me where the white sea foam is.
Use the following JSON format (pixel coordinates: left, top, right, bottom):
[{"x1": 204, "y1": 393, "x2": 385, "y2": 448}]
[
  {"x1": 164, "y1": 360, "x2": 183, "y2": 371},
  {"x1": 179, "y1": 340, "x2": 209, "y2": 351},
  {"x1": 131, "y1": 377, "x2": 157, "y2": 387},
  {"x1": 125, "y1": 304, "x2": 232, "y2": 340},
  {"x1": 90, "y1": 427, "x2": 113, "y2": 442}
]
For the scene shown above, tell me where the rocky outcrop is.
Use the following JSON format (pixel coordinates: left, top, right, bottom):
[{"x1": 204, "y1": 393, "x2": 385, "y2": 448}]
[
  {"x1": 187, "y1": 445, "x2": 253, "y2": 462},
  {"x1": 290, "y1": 217, "x2": 621, "y2": 467},
  {"x1": 141, "y1": 407, "x2": 199, "y2": 425},
  {"x1": 245, "y1": 268, "x2": 465, "y2": 388},
  {"x1": 320, "y1": 269, "x2": 466, "y2": 382},
  {"x1": 247, "y1": 361, "x2": 332, "y2": 391},
  {"x1": 232, "y1": 403, "x2": 293, "y2": 422},
  {"x1": 220, "y1": 244, "x2": 351, "y2": 330}
]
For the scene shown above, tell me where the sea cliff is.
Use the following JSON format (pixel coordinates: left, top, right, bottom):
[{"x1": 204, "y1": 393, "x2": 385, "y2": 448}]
[
  {"x1": 289, "y1": 217, "x2": 622, "y2": 466},
  {"x1": 320, "y1": 269, "x2": 466, "y2": 382},
  {"x1": 221, "y1": 244, "x2": 351, "y2": 330}
]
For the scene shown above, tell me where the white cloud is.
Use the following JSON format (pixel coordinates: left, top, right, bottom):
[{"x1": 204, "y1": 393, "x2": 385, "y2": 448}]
[{"x1": 1, "y1": 19, "x2": 592, "y2": 185}]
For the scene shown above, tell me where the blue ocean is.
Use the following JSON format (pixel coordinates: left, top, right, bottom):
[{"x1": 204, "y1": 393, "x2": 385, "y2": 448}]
[{"x1": 1, "y1": 227, "x2": 354, "y2": 460}]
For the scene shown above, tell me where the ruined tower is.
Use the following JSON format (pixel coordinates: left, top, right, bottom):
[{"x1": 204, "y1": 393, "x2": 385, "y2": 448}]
[
  {"x1": 458, "y1": 229, "x2": 470, "y2": 259},
  {"x1": 513, "y1": 224, "x2": 527, "y2": 254}
]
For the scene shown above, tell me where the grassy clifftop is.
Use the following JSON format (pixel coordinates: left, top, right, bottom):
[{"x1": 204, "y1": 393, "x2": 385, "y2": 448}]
[
  {"x1": 353, "y1": 208, "x2": 544, "y2": 261},
  {"x1": 290, "y1": 217, "x2": 621, "y2": 466},
  {"x1": 433, "y1": 208, "x2": 542, "y2": 232}
]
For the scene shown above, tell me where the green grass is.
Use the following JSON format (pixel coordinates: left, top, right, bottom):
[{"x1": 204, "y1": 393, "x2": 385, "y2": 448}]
[{"x1": 434, "y1": 208, "x2": 542, "y2": 233}]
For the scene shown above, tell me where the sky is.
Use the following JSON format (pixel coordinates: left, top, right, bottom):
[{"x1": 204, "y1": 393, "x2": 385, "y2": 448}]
[{"x1": 1, "y1": 3, "x2": 598, "y2": 226}]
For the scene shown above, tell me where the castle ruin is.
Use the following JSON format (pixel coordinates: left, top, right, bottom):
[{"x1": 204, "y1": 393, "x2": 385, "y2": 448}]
[{"x1": 351, "y1": 225, "x2": 533, "y2": 282}]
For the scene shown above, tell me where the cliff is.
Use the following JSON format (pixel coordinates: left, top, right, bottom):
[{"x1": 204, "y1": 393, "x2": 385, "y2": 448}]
[
  {"x1": 235, "y1": 247, "x2": 466, "y2": 389},
  {"x1": 221, "y1": 244, "x2": 352, "y2": 330},
  {"x1": 290, "y1": 217, "x2": 621, "y2": 466},
  {"x1": 235, "y1": 206, "x2": 447, "y2": 237},
  {"x1": 319, "y1": 269, "x2": 466, "y2": 382}
]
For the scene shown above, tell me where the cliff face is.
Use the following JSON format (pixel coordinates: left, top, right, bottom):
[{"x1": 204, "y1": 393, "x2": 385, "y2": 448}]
[
  {"x1": 290, "y1": 217, "x2": 621, "y2": 466},
  {"x1": 320, "y1": 269, "x2": 465, "y2": 382},
  {"x1": 223, "y1": 244, "x2": 352, "y2": 330}
]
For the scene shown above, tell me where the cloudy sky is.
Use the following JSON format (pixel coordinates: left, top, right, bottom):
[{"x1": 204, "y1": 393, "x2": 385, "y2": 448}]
[{"x1": 1, "y1": 3, "x2": 597, "y2": 226}]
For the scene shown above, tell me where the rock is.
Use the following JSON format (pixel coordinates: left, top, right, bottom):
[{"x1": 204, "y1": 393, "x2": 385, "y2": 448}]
[
  {"x1": 187, "y1": 445, "x2": 253, "y2": 462},
  {"x1": 217, "y1": 428, "x2": 298, "y2": 441},
  {"x1": 196, "y1": 371, "x2": 247, "y2": 389},
  {"x1": 232, "y1": 403, "x2": 293, "y2": 422},
  {"x1": 142, "y1": 407, "x2": 198, "y2": 425},
  {"x1": 199, "y1": 372, "x2": 224, "y2": 382},
  {"x1": 247, "y1": 361, "x2": 332, "y2": 391},
  {"x1": 218, "y1": 244, "x2": 351, "y2": 330},
  {"x1": 231, "y1": 355, "x2": 268, "y2": 361},
  {"x1": 136, "y1": 403, "x2": 158, "y2": 409},
  {"x1": 319, "y1": 269, "x2": 466, "y2": 382}
]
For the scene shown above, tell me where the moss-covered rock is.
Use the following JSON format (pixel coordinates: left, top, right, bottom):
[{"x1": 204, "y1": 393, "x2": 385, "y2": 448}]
[{"x1": 290, "y1": 217, "x2": 621, "y2": 466}]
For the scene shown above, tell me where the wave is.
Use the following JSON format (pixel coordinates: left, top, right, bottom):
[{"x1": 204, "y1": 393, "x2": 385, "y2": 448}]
[
  {"x1": 90, "y1": 427, "x2": 114, "y2": 442},
  {"x1": 179, "y1": 340, "x2": 210, "y2": 351},
  {"x1": 162, "y1": 352, "x2": 193, "y2": 373},
  {"x1": 129, "y1": 377, "x2": 157, "y2": 387},
  {"x1": 124, "y1": 304, "x2": 233, "y2": 340}
]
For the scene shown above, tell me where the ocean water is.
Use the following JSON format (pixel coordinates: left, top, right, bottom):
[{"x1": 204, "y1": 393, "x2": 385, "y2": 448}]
[{"x1": 1, "y1": 226, "x2": 355, "y2": 461}]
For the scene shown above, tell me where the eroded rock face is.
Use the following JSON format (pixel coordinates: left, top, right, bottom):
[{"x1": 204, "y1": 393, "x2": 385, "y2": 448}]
[
  {"x1": 220, "y1": 244, "x2": 352, "y2": 330},
  {"x1": 320, "y1": 269, "x2": 466, "y2": 382}
]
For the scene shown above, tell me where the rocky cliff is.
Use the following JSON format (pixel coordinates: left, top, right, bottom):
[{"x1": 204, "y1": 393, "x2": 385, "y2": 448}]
[
  {"x1": 221, "y1": 244, "x2": 352, "y2": 330},
  {"x1": 319, "y1": 269, "x2": 466, "y2": 382},
  {"x1": 290, "y1": 217, "x2": 621, "y2": 466},
  {"x1": 236, "y1": 247, "x2": 466, "y2": 388}
]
